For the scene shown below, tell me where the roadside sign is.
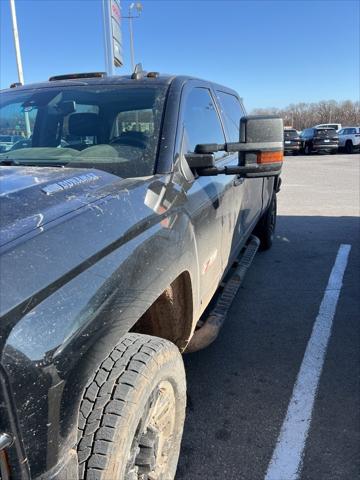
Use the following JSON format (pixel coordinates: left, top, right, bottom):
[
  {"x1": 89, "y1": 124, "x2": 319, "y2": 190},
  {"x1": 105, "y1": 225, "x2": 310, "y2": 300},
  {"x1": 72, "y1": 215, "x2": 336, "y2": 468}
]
[{"x1": 110, "y1": 0, "x2": 123, "y2": 67}]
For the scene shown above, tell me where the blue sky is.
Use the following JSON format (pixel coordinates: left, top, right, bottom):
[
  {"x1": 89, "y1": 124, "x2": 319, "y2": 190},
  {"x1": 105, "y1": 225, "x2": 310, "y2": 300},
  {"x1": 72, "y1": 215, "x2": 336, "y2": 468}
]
[{"x1": 1, "y1": 0, "x2": 359, "y2": 111}]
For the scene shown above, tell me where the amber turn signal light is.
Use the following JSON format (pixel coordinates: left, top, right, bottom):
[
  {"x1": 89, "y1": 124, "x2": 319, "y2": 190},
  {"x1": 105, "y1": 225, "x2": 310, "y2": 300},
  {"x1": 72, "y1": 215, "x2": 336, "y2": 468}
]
[{"x1": 257, "y1": 151, "x2": 283, "y2": 164}]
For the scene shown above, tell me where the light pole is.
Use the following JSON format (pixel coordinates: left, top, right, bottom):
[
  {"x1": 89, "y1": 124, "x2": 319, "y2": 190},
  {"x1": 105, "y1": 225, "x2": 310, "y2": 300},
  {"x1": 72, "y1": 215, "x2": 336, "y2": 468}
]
[
  {"x1": 102, "y1": 0, "x2": 114, "y2": 75},
  {"x1": 9, "y1": 0, "x2": 31, "y2": 137},
  {"x1": 123, "y1": 2, "x2": 143, "y2": 71}
]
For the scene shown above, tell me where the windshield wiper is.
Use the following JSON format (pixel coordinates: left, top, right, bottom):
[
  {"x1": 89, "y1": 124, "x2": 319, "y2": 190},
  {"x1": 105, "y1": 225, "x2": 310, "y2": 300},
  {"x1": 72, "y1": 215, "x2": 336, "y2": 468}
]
[
  {"x1": 0, "y1": 159, "x2": 66, "y2": 168},
  {"x1": 0, "y1": 159, "x2": 20, "y2": 166}
]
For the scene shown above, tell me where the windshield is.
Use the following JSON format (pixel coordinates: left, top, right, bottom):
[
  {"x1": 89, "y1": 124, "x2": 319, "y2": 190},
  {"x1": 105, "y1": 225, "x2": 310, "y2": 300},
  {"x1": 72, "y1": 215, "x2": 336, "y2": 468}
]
[{"x1": 0, "y1": 84, "x2": 168, "y2": 177}]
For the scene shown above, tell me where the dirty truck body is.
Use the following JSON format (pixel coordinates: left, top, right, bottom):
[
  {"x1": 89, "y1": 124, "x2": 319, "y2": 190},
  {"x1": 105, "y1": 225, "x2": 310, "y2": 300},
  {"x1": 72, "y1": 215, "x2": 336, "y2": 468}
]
[{"x1": 0, "y1": 73, "x2": 281, "y2": 479}]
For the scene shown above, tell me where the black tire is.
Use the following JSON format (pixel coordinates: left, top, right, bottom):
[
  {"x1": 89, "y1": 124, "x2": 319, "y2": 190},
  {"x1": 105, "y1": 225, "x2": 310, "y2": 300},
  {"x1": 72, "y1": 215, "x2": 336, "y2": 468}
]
[
  {"x1": 345, "y1": 141, "x2": 353, "y2": 154},
  {"x1": 77, "y1": 333, "x2": 186, "y2": 480},
  {"x1": 253, "y1": 192, "x2": 277, "y2": 250}
]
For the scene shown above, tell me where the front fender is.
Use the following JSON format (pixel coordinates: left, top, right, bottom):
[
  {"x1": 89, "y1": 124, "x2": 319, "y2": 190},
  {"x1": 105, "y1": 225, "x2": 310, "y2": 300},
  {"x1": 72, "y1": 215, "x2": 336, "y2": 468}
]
[{"x1": 1, "y1": 208, "x2": 198, "y2": 478}]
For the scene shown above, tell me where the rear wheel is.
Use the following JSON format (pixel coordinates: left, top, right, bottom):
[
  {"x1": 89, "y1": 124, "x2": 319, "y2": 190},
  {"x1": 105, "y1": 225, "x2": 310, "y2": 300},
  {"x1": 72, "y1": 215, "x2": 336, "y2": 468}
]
[
  {"x1": 345, "y1": 140, "x2": 353, "y2": 154},
  {"x1": 77, "y1": 333, "x2": 186, "y2": 480},
  {"x1": 253, "y1": 192, "x2": 277, "y2": 250}
]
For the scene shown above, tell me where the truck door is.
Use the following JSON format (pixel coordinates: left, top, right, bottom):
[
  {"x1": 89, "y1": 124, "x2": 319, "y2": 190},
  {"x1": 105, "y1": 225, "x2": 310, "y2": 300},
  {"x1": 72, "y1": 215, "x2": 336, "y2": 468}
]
[
  {"x1": 215, "y1": 90, "x2": 264, "y2": 264},
  {"x1": 176, "y1": 85, "x2": 233, "y2": 312}
]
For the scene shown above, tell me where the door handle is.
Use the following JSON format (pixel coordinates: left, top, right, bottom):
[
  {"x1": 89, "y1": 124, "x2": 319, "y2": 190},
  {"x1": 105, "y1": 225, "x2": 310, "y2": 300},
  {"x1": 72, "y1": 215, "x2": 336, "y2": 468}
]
[{"x1": 233, "y1": 175, "x2": 244, "y2": 187}]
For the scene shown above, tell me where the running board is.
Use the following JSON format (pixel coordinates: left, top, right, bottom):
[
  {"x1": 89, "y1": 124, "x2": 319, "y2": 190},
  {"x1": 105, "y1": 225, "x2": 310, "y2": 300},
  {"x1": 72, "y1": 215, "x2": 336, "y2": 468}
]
[{"x1": 186, "y1": 235, "x2": 260, "y2": 353}]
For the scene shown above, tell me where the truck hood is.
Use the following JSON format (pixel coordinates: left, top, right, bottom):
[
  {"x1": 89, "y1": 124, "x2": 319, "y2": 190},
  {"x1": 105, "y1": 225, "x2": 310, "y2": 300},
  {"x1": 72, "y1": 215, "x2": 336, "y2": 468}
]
[{"x1": 0, "y1": 166, "x2": 128, "y2": 247}]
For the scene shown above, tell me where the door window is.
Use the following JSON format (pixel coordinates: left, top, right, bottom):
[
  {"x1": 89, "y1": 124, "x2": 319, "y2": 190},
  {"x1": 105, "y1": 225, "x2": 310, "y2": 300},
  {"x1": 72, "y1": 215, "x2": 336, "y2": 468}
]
[{"x1": 181, "y1": 88, "x2": 226, "y2": 160}]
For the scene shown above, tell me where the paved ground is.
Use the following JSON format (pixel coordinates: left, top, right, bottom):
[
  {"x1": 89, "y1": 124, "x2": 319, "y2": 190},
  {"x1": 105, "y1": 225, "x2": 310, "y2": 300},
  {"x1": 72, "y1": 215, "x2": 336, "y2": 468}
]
[{"x1": 176, "y1": 154, "x2": 360, "y2": 480}]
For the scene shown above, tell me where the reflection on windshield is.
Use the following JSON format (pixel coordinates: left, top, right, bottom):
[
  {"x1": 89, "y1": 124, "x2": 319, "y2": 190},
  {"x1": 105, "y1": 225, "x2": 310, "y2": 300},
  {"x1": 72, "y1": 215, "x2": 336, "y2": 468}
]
[{"x1": 0, "y1": 85, "x2": 168, "y2": 177}]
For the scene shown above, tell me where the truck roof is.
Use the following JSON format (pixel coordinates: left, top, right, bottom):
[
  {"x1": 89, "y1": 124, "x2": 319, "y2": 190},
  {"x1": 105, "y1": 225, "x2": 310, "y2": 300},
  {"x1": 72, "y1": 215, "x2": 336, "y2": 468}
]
[{"x1": 1, "y1": 71, "x2": 240, "y2": 98}]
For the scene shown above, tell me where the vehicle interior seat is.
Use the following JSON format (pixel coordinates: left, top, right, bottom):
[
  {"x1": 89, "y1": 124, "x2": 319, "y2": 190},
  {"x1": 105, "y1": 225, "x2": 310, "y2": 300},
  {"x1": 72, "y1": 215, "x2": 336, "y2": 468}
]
[{"x1": 67, "y1": 112, "x2": 100, "y2": 150}]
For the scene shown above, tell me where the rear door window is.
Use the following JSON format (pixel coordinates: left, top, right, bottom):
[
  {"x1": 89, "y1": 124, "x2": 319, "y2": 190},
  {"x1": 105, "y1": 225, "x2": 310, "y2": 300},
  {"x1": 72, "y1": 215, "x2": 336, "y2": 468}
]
[
  {"x1": 114, "y1": 109, "x2": 155, "y2": 136},
  {"x1": 216, "y1": 91, "x2": 244, "y2": 142}
]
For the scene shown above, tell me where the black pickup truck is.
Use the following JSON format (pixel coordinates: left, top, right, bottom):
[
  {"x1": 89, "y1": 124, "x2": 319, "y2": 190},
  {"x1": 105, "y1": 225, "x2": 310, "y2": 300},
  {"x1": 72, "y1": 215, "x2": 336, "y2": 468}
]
[{"x1": 0, "y1": 69, "x2": 283, "y2": 480}]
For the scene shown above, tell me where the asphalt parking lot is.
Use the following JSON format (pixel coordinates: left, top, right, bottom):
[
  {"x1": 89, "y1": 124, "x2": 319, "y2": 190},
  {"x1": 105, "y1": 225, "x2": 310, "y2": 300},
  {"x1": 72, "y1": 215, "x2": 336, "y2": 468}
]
[{"x1": 177, "y1": 154, "x2": 360, "y2": 480}]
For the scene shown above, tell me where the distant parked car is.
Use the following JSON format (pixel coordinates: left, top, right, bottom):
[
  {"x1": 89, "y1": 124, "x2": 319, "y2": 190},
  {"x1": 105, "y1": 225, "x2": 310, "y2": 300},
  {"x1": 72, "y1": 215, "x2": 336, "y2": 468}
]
[
  {"x1": 0, "y1": 134, "x2": 23, "y2": 152},
  {"x1": 338, "y1": 127, "x2": 360, "y2": 154},
  {"x1": 300, "y1": 127, "x2": 338, "y2": 154},
  {"x1": 284, "y1": 128, "x2": 301, "y2": 155},
  {"x1": 314, "y1": 123, "x2": 342, "y2": 132}
]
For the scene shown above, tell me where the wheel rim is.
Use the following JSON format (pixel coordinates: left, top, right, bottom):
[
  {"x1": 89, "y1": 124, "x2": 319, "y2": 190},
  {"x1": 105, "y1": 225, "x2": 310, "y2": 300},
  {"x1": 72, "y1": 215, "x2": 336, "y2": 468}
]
[{"x1": 125, "y1": 381, "x2": 176, "y2": 480}]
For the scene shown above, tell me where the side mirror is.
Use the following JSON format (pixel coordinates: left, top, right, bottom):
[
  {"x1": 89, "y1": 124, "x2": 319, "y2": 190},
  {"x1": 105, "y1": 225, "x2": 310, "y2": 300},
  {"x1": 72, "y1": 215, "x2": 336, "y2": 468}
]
[
  {"x1": 186, "y1": 115, "x2": 284, "y2": 178},
  {"x1": 237, "y1": 115, "x2": 284, "y2": 177}
]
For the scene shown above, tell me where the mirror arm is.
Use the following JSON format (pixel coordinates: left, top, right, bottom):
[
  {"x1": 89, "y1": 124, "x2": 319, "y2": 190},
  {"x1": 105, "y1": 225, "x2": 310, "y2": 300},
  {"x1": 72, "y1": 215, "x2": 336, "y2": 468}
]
[
  {"x1": 197, "y1": 163, "x2": 282, "y2": 177},
  {"x1": 195, "y1": 141, "x2": 283, "y2": 154}
]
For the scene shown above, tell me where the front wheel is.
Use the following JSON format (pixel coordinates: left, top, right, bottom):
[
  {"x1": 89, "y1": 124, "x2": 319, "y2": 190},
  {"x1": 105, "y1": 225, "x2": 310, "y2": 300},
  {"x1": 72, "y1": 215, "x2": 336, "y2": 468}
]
[
  {"x1": 78, "y1": 333, "x2": 186, "y2": 480},
  {"x1": 345, "y1": 141, "x2": 353, "y2": 154},
  {"x1": 253, "y1": 192, "x2": 277, "y2": 250}
]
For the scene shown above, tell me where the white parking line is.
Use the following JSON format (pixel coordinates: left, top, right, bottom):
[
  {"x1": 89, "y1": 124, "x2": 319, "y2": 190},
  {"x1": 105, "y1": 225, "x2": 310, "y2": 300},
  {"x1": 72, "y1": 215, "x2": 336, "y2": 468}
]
[{"x1": 265, "y1": 244, "x2": 351, "y2": 480}]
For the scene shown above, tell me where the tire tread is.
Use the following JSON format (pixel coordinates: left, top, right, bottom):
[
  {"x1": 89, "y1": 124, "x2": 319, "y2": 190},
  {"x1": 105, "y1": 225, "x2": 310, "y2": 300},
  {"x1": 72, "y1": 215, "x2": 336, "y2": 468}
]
[{"x1": 77, "y1": 334, "x2": 175, "y2": 479}]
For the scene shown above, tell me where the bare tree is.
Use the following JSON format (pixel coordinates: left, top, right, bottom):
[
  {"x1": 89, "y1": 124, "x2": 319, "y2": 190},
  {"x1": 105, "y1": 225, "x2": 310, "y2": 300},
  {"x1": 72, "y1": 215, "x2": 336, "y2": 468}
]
[{"x1": 251, "y1": 100, "x2": 360, "y2": 130}]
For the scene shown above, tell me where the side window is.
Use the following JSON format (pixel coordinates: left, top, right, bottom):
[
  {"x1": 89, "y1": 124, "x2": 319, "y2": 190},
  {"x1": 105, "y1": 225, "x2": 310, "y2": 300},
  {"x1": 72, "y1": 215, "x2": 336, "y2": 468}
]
[
  {"x1": 181, "y1": 87, "x2": 226, "y2": 160},
  {"x1": 216, "y1": 91, "x2": 244, "y2": 142},
  {"x1": 350, "y1": 128, "x2": 356, "y2": 134}
]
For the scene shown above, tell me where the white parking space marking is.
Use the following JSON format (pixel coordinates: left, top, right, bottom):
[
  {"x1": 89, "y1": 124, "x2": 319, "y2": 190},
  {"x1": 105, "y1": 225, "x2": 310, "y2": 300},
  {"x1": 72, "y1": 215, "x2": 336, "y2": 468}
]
[{"x1": 265, "y1": 244, "x2": 352, "y2": 480}]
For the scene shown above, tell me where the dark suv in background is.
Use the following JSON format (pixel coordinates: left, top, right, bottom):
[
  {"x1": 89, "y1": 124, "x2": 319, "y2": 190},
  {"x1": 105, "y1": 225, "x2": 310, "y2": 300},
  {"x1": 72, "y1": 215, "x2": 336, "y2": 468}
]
[
  {"x1": 283, "y1": 128, "x2": 301, "y2": 155},
  {"x1": 300, "y1": 127, "x2": 338, "y2": 154}
]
